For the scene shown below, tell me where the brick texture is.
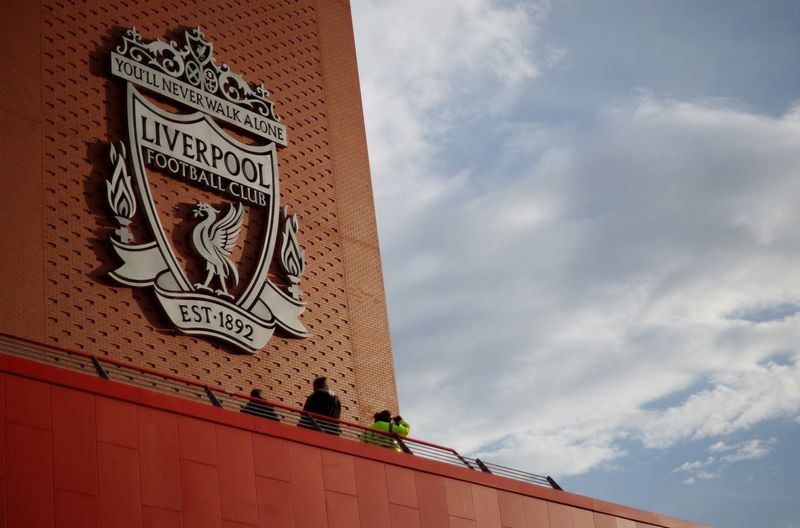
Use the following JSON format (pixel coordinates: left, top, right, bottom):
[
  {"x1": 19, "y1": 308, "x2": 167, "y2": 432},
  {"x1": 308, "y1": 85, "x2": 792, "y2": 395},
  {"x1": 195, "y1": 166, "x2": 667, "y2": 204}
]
[{"x1": 0, "y1": 0, "x2": 397, "y2": 423}]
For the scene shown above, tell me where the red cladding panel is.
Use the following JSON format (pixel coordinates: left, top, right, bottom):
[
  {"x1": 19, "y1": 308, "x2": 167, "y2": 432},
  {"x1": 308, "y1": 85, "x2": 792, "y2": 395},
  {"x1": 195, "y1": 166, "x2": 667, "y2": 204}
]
[
  {"x1": 178, "y1": 415, "x2": 218, "y2": 466},
  {"x1": 6, "y1": 422, "x2": 54, "y2": 527},
  {"x1": 594, "y1": 513, "x2": 617, "y2": 528},
  {"x1": 326, "y1": 490, "x2": 361, "y2": 528},
  {"x1": 524, "y1": 497, "x2": 551, "y2": 527},
  {"x1": 52, "y1": 386, "x2": 98, "y2": 494},
  {"x1": 450, "y1": 516, "x2": 478, "y2": 528},
  {"x1": 472, "y1": 485, "x2": 502, "y2": 528},
  {"x1": 252, "y1": 432, "x2": 291, "y2": 481},
  {"x1": 97, "y1": 442, "x2": 142, "y2": 528},
  {"x1": 0, "y1": 357, "x2": 709, "y2": 528},
  {"x1": 256, "y1": 477, "x2": 294, "y2": 528},
  {"x1": 445, "y1": 478, "x2": 476, "y2": 520},
  {"x1": 289, "y1": 442, "x2": 328, "y2": 528},
  {"x1": 354, "y1": 457, "x2": 391, "y2": 528},
  {"x1": 142, "y1": 506, "x2": 183, "y2": 528},
  {"x1": 222, "y1": 521, "x2": 259, "y2": 528},
  {"x1": 96, "y1": 396, "x2": 138, "y2": 448},
  {"x1": 216, "y1": 425, "x2": 259, "y2": 525},
  {"x1": 389, "y1": 504, "x2": 421, "y2": 528},
  {"x1": 497, "y1": 491, "x2": 525, "y2": 528},
  {"x1": 572, "y1": 507, "x2": 596, "y2": 528},
  {"x1": 322, "y1": 449, "x2": 358, "y2": 495},
  {"x1": 0, "y1": 477, "x2": 5, "y2": 526},
  {"x1": 180, "y1": 459, "x2": 223, "y2": 528},
  {"x1": 55, "y1": 489, "x2": 99, "y2": 528},
  {"x1": 385, "y1": 465, "x2": 418, "y2": 508},
  {"x1": 138, "y1": 407, "x2": 182, "y2": 510},
  {"x1": 5, "y1": 374, "x2": 51, "y2": 429},
  {"x1": 549, "y1": 502, "x2": 574, "y2": 528},
  {"x1": 415, "y1": 471, "x2": 449, "y2": 528},
  {"x1": 0, "y1": 375, "x2": 5, "y2": 479}
]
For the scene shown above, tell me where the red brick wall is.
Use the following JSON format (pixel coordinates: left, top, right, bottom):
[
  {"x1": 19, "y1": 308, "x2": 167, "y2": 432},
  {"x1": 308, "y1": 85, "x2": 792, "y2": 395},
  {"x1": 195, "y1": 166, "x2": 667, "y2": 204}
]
[
  {"x1": 0, "y1": 353, "x2": 708, "y2": 528},
  {"x1": 0, "y1": 0, "x2": 396, "y2": 423}
]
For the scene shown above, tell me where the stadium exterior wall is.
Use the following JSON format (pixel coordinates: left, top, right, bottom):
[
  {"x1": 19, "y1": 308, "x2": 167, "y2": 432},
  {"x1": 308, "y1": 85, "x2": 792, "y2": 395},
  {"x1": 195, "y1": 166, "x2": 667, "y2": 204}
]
[{"x1": 0, "y1": 353, "x2": 708, "y2": 528}]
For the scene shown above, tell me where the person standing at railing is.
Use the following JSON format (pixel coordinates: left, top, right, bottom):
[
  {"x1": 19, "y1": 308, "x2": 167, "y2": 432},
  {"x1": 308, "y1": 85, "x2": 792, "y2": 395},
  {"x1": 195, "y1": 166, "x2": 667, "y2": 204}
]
[
  {"x1": 298, "y1": 376, "x2": 341, "y2": 435},
  {"x1": 360, "y1": 410, "x2": 410, "y2": 451},
  {"x1": 240, "y1": 388, "x2": 280, "y2": 421}
]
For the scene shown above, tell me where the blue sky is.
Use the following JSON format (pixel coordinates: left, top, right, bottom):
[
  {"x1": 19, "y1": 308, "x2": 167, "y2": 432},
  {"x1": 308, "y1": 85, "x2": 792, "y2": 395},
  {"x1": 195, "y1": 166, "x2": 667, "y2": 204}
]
[{"x1": 351, "y1": 2, "x2": 800, "y2": 527}]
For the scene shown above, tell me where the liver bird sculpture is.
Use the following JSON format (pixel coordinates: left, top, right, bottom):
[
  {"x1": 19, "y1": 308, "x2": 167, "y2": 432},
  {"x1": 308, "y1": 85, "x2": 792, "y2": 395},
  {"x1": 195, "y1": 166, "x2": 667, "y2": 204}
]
[{"x1": 191, "y1": 202, "x2": 244, "y2": 299}]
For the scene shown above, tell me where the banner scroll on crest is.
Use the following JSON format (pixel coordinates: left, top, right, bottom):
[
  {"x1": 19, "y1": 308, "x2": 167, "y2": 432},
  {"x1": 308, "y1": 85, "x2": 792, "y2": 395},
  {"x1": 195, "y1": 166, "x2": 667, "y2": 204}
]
[{"x1": 110, "y1": 237, "x2": 308, "y2": 352}]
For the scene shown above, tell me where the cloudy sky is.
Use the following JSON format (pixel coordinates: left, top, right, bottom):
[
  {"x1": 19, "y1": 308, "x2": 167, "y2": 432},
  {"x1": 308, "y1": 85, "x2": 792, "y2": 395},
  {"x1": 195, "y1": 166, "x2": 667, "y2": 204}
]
[{"x1": 351, "y1": 1, "x2": 800, "y2": 527}]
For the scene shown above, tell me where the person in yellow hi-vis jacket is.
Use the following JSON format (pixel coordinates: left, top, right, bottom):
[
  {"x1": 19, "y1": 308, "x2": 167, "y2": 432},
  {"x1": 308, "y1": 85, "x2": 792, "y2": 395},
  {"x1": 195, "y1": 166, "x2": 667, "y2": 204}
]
[{"x1": 360, "y1": 410, "x2": 411, "y2": 451}]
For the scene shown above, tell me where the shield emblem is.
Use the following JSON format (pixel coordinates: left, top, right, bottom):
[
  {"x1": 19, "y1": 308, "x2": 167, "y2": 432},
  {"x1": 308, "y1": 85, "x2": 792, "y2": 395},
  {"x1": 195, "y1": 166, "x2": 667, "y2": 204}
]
[
  {"x1": 107, "y1": 85, "x2": 309, "y2": 352},
  {"x1": 186, "y1": 30, "x2": 213, "y2": 66}
]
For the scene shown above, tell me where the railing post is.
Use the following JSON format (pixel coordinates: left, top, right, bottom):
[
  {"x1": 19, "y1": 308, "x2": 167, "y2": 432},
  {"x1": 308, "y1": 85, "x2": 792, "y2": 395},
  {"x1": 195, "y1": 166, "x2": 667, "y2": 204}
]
[
  {"x1": 475, "y1": 458, "x2": 493, "y2": 474},
  {"x1": 453, "y1": 451, "x2": 476, "y2": 470},
  {"x1": 90, "y1": 356, "x2": 110, "y2": 380},
  {"x1": 395, "y1": 435, "x2": 414, "y2": 454},
  {"x1": 302, "y1": 412, "x2": 324, "y2": 432},
  {"x1": 203, "y1": 385, "x2": 223, "y2": 407},
  {"x1": 546, "y1": 476, "x2": 563, "y2": 490}
]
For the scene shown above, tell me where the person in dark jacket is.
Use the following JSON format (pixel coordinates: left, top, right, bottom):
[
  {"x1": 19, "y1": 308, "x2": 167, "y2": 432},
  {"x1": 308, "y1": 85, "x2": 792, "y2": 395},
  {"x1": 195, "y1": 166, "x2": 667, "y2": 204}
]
[
  {"x1": 298, "y1": 376, "x2": 341, "y2": 435},
  {"x1": 240, "y1": 388, "x2": 279, "y2": 421}
]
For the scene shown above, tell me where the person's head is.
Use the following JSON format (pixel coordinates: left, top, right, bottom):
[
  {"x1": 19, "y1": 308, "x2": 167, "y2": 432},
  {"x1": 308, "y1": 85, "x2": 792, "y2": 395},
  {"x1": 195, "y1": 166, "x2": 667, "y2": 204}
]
[
  {"x1": 312, "y1": 376, "x2": 328, "y2": 391},
  {"x1": 250, "y1": 388, "x2": 262, "y2": 399},
  {"x1": 375, "y1": 410, "x2": 392, "y2": 423}
]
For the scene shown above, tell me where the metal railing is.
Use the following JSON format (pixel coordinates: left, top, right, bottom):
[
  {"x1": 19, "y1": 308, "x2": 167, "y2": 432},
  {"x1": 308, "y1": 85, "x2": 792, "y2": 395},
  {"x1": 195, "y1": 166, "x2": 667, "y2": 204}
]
[{"x1": 0, "y1": 332, "x2": 560, "y2": 490}]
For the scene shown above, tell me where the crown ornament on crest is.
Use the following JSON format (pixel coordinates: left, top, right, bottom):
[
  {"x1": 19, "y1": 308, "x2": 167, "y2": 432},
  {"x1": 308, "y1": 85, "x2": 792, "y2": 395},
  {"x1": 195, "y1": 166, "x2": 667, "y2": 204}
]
[{"x1": 112, "y1": 27, "x2": 287, "y2": 145}]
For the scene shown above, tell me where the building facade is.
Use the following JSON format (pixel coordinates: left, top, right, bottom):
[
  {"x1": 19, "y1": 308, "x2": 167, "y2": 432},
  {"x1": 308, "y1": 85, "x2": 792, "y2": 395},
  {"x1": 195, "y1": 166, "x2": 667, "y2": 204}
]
[{"x1": 1, "y1": 0, "x2": 397, "y2": 424}]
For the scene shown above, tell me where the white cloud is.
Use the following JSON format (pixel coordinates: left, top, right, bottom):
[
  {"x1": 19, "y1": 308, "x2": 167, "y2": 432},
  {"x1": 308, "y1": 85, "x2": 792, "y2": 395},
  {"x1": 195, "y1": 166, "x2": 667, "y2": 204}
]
[
  {"x1": 720, "y1": 438, "x2": 777, "y2": 463},
  {"x1": 674, "y1": 457, "x2": 715, "y2": 472},
  {"x1": 352, "y1": 2, "x2": 800, "y2": 479},
  {"x1": 636, "y1": 362, "x2": 799, "y2": 448},
  {"x1": 390, "y1": 98, "x2": 800, "y2": 476},
  {"x1": 353, "y1": 0, "x2": 554, "y2": 229},
  {"x1": 709, "y1": 441, "x2": 733, "y2": 453},
  {"x1": 683, "y1": 471, "x2": 721, "y2": 486},
  {"x1": 674, "y1": 438, "x2": 777, "y2": 485}
]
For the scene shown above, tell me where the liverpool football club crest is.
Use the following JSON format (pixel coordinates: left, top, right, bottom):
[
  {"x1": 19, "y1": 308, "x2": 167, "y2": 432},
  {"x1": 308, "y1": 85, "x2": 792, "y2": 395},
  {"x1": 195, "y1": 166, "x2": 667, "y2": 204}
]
[{"x1": 105, "y1": 27, "x2": 309, "y2": 353}]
